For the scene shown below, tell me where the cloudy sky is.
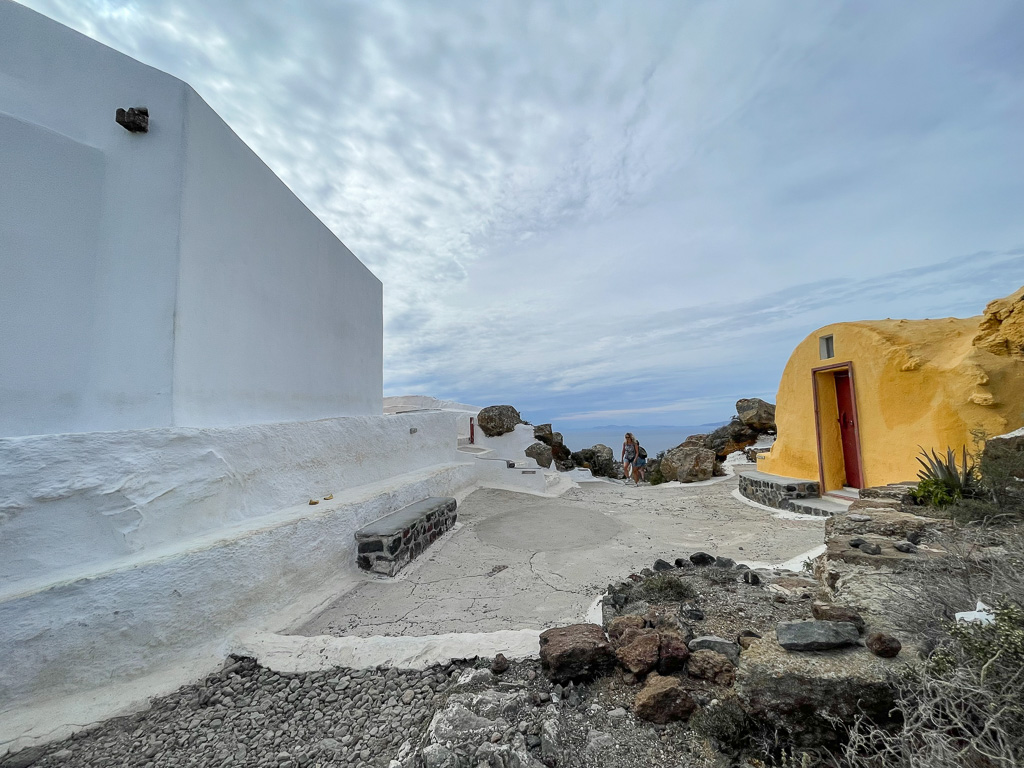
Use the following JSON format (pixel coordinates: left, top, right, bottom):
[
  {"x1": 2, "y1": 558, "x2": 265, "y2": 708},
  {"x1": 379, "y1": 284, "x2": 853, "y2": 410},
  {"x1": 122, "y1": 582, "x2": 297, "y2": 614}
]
[{"x1": 19, "y1": 0, "x2": 1024, "y2": 426}]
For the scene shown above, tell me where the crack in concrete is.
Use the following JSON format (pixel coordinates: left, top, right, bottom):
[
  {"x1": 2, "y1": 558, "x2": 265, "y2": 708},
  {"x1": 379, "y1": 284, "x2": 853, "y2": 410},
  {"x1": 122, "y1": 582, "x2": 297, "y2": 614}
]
[{"x1": 527, "y1": 552, "x2": 581, "y2": 595}]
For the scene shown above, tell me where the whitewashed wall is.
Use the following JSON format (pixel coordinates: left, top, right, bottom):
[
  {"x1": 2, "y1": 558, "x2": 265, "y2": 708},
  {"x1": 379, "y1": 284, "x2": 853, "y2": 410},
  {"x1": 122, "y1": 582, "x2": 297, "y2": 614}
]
[
  {"x1": 173, "y1": 90, "x2": 382, "y2": 426},
  {"x1": 0, "y1": 2, "x2": 382, "y2": 439},
  {"x1": 0, "y1": 412, "x2": 466, "y2": 592},
  {"x1": 0, "y1": 2, "x2": 186, "y2": 436}
]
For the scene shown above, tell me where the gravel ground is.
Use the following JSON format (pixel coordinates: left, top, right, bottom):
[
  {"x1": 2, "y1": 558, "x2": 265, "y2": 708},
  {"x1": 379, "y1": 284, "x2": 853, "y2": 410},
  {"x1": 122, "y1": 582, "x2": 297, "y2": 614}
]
[{"x1": 3, "y1": 563, "x2": 818, "y2": 768}]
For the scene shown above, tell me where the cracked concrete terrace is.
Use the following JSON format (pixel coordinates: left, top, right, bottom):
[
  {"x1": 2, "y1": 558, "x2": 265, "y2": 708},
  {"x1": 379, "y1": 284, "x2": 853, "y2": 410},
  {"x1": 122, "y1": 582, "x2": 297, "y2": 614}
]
[{"x1": 291, "y1": 470, "x2": 825, "y2": 639}]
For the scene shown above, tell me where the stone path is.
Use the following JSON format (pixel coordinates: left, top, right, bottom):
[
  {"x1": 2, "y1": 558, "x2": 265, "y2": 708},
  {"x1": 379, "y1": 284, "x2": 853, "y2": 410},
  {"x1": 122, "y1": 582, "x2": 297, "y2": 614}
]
[{"x1": 294, "y1": 470, "x2": 824, "y2": 638}]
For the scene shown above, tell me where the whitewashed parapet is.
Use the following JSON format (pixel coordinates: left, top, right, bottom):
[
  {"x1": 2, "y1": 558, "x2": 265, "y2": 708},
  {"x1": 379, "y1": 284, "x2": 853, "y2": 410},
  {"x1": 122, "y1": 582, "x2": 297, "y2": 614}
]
[{"x1": 355, "y1": 497, "x2": 458, "y2": 576}]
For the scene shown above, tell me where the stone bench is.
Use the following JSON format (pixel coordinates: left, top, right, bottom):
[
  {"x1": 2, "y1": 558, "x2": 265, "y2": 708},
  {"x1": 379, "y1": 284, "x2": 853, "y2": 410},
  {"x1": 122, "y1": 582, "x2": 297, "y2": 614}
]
[
  {"x1": 738, "y1": 470, "x2": 820, "y2": 511},
  {"x1": 355, "y1": 497, "x2": 457, "y2": 576}
]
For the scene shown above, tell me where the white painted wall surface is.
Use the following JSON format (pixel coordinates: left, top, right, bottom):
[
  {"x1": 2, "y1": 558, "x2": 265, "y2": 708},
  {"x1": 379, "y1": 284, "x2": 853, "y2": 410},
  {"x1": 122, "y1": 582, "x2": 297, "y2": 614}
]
[
  {"x1": 173, "y1": 89, "x2": 382, "y2": 426},
  {"x1": 0, "y1": 1, "x2": 187, "y2": 436},
  {"x1": 0, "y1": 411, "x2": 463, "y2": 592},
  {"x1": 0, "y1": 2, "x2": 382, "y2": 437}
]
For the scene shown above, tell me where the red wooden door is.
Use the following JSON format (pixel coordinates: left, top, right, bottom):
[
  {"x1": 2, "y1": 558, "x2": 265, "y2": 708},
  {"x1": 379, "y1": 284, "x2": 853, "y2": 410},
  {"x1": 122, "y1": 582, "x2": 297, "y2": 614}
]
[{"x1": 834, "y1": 371, "x2": 863, "y2": 488}]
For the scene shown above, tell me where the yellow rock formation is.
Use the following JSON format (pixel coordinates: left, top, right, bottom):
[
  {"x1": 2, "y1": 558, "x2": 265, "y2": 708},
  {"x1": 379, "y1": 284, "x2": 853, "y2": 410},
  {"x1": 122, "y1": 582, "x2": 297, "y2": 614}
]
[{"x1": 758, "y1": 285, "x2": 1024, "y2": 490}]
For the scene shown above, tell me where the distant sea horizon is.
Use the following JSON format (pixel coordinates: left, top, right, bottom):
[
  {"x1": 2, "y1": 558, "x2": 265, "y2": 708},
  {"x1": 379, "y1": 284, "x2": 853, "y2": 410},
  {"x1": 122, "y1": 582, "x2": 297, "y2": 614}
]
[{"x1": 556, "y1": 423, "x2": 727, "y2": 458}]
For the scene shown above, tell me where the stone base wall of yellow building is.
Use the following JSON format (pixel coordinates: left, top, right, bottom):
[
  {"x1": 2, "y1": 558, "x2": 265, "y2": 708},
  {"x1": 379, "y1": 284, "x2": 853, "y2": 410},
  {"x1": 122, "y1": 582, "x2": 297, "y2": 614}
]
[{"x1": 759, "y1": 286, "x2": 1024, "y2": 490}]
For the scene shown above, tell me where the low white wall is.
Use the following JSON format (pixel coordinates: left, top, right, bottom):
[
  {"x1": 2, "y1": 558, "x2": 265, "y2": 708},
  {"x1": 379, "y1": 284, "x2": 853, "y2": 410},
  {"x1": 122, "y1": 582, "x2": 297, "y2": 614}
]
[
  {"x1": 0, "y1": 412, "x2": 464, "y2": 592},
  {"x1": 0, "y1": 462, "x2": 478, "y2": 750}
]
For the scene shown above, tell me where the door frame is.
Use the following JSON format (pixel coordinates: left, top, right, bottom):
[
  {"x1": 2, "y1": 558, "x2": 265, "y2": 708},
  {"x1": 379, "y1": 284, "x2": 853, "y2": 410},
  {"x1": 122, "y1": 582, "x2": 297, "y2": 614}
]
[{"x1": 811, "y1": 361, "x2": 866, "y2": 490}]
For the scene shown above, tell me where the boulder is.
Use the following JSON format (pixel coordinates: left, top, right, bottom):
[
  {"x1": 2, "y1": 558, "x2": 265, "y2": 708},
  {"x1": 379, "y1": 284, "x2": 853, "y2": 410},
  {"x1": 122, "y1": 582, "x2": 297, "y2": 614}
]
[
  {"x1": 524, "y1": 442, "x2": 553, "y2": 468},
  {"x1": 866, "y1": 632, "x2": 902, "y2": 658},
  {"x1": 533, "y1": 423, "x2": 554, "y2": 445},
  {"x1": 652, "y1": 558, "x2": 675, "y2": 572},
  {"x1": 687, "y1": 649, "x2": 736, "y2": 686},
  {"x1": 776, "y1": 620, "x2": 859, "y2": 651},
  {"x1": 551, "y1": 442, "x2": 574, "y2": 472},
  {"x1": 615, "y1": 629, "x2": 660, "y2": 675},
  {"x1": 633, "y1": 673, "x2": 697, "y2": 723},
  {"x1": 703, "y1": 421, "x2": 760, "y2": 461},
  {"x1": 657, "y1": 630, "x2": 691, "y2": 673},
  {"x1": 644, "y1": 604, "x2": 688, "y2": 634},
  {"x1": 571, "y1": 445, "x2": 616, "y2": 477},
  {"x1": 735, "y1": 398, "x2": 776, "y2": 431},
  {"x1": 661, "y1": 446, "x2": 716, "y2": 483},
  {"x1": 539, "y1": 624, "x2": 615, "y2": 682},
  {"x1": 477, "y1": 405, "x2": 523, "y2": 437},
  {"x1": 689, "y1": 552, "x2": 715, "y2": 567},
  {"x1": 736, "y1": 629, "x2": 900, "y2": 746},
  {"x1": 811, "y1": 602, "x2": 865, "y2": 631},
  {"x1": 679, "y1": 434, "x2": 707, "y2": 447},
  {"x1": 607, "y1": 615, "x2": 645, "y2": 643},
  {"x1": 688, "y1": 636, "x2": 741, "y2": 666}
]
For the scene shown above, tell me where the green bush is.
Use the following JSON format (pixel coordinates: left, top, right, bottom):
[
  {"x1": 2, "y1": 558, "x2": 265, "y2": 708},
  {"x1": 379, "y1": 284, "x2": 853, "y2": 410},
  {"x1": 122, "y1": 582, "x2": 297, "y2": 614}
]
[
  {"x1": 629, "y1": 572, "x2": 697, "y2": 603},
  {"x1": 647, "y1": 450, "x2": 667, "y2": 485}
]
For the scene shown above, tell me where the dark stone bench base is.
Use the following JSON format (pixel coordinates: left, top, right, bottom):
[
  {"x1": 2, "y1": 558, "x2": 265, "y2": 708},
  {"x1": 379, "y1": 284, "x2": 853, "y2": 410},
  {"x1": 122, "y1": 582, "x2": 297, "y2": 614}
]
[
  {"x1": 738, "y1": 470, "x2": 820, "y2": 511},
  {"x1": 355, "y1": 497, "x2": 457, "y2": 576}
]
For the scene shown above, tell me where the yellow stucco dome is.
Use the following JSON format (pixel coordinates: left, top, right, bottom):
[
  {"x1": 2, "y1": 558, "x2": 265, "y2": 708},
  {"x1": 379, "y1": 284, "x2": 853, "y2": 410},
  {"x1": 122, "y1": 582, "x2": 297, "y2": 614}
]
[{"x1": 758, "y1": 285, "x2": 1024, "y2": 490}]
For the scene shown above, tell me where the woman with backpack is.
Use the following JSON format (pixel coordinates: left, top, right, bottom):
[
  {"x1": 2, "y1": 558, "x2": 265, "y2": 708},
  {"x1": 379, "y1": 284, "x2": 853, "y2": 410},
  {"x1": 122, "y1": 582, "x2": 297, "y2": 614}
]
[{"x1": 621, "y1": 432, "x2": 647, "y2": 485}]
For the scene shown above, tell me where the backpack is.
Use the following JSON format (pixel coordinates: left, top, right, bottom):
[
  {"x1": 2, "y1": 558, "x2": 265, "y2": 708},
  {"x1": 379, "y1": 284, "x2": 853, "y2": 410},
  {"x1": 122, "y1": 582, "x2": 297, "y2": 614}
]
[{"x1": 638, "y1": 445, "x2": 647, "y2": 459}]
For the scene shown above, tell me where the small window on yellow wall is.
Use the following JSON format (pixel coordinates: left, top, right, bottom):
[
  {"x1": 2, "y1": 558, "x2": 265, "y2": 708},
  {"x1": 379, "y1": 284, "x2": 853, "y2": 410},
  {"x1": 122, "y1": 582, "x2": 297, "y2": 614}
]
[{"x1": 819, "y1": 335, "x2": 835, "y2": 360}]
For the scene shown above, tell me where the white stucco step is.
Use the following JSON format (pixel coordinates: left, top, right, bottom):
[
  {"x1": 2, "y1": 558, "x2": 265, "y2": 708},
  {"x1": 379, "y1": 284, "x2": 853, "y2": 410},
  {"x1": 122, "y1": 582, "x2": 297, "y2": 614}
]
[{"x1": 1, "y1": 463, "x2": 474, "y2": 603}]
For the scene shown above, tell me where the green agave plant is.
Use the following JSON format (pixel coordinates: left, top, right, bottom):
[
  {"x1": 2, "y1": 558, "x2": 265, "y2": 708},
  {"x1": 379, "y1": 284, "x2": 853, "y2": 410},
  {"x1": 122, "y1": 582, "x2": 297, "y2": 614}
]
[{"x1": 915, "y1": 445, "x2": 981, "y2": 495}]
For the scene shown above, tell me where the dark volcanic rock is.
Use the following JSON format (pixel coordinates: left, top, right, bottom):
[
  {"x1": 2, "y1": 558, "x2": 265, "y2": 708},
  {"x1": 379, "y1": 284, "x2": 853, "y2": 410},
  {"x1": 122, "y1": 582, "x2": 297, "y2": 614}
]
[
  {"x1": 539, "y1": 624, "x2": 615, "y2": 682},
  {"x1": 866, "y1": 632, "x2": 902, "y2": 658},
  {"x1": 657, "y1": 631, "x2": 691, "y2": 674},
  {"x1": 653, "y1": 558, "x2": 675, "y2": 572},
  {"x1": 776, "y1": 620, "x2": 860, "y2": 651},
  {"x1": 703, "y1": 420, "x2": 760, "y2": 460},
  {"x1": 687, "y1": 649, "x2": 735, "y2": 686},
  {"x1": 689, "y1": 552, "x2": 716, "y2": 567},
  {"x1": 615, "y1": 629, "x2": 660, "y2": 675},
  {"x1": 524, "y1": 441, "x2": 553, "y2": 468},
  {"x1": 477, "y1": 405, "x2": 523, "y2": 437},
  {"x1": 688, "y1": 636, "x2": 740, "y2": 666},
  {"x1": 533, "y1": 423, "x2": 554, "y2": 445},
  {"x1": 811, "y1": 602, "x2": 865, "y2": 631},
  {"x1": 634, "y1": 674, "x2": 697, "y2": 723}
]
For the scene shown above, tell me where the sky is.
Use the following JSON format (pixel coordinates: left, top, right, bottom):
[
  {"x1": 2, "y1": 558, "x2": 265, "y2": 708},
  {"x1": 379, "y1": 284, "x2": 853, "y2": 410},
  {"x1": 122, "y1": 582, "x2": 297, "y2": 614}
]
[{"x1": 17, "y1": 0, "x2": 1024, "y2": 427}]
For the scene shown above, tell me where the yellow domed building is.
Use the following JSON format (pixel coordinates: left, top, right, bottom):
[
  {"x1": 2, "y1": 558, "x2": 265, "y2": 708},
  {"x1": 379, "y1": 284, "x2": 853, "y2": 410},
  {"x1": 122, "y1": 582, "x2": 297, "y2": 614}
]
[{"x1": 756, "y1": 285, "x2": 1024, "y2": 493}]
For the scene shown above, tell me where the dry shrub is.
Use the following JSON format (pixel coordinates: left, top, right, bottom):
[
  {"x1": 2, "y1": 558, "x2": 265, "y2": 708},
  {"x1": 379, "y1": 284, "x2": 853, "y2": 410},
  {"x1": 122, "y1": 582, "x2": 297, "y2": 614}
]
[{"x1": 835, "y1": 528, "x2": 1024, "y2": 768}]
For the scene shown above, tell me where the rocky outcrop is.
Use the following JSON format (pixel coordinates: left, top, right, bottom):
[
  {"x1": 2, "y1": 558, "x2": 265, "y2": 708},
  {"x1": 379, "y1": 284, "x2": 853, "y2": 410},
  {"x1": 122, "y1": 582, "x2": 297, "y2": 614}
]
[
  {"x1": 532, "y1": 424, "x2": 563, "y2": 447},
  {"x1": 524, "y1": 442, "x2": 553, "y2": 468},
  {"x1": 571, "y1": 445, "x2": 616, "y2": 478},
  {"x1": 477, "y1": 405, "x2": 524, "y2": 437},
  {"x1": 736, "y1": 398, "x2": 776, "y2": 431},
  {"x1": 736, "y1": 629, "x2": 899, "y2": 746},
  {"x1": 539, "y1": 624, "x2": 616, "y2": 682},
  {"x1": 660, "y1": 446, "x2": 716, "y2": 483},
  {"x1": 551, "y1": 442, "x2": 574, "y2": 472},
  {"x1": 973, "y1": 284, "x2": 1024, "y2": 357},
  {"x1": 703, "y1": 420, "x2": 760, "y2": 461}
]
